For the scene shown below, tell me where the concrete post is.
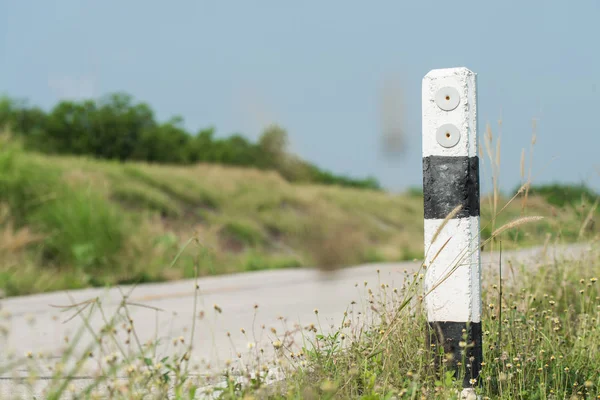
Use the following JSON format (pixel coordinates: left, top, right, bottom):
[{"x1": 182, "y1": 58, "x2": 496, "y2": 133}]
[{"x1": 422, "y1": 67, "x2": 482, "y2": 393}]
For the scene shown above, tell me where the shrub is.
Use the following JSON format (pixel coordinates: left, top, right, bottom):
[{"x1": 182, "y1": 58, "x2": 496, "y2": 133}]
[
  {"x1": 0, "y1": 94, "x2": 381, "y2": 190},
  {"x1": 519, "y1": 183, "x2": 598, "y2": 208},
  {"x1": 0, "y1": 135, "x2": 128, "y2": 277},
  {"x1": 219, "y1": 220, "x2": 266, "y2": 249}
]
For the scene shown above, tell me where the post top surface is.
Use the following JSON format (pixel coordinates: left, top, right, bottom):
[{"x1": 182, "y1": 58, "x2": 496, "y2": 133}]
[
  {"x1": 424, "y1": 67, "x2": 475, "y2": 80},
  {"x1": 421, "y1": 66, "x2": 477, "y2": 158}
]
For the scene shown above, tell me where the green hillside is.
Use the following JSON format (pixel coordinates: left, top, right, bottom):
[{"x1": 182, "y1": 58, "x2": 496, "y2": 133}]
[
  {"x1": 0, "y1": 93, "x2": 380, "y2": 190},
  {"x1": 1, "y1": 134, "x2": 593, "y2": 297}
]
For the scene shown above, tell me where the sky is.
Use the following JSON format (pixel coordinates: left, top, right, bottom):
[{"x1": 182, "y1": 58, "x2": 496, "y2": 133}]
[{"x1": 1, "y1": 1, "x2": 599, "y2": 194}]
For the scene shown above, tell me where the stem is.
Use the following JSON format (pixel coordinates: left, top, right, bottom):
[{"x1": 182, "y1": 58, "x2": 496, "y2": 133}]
[{"x1": 498, "y1": 240, "x2": 503, "y2": 349}]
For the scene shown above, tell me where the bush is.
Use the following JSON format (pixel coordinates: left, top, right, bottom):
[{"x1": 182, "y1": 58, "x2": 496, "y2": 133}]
[
  {"x1": 219, "y1": 220, "x2": 266, "y2": 248},
  {"x1": 242, "y1": 252, "x2": 302, "y2": 272},
  {"x1": 520, "y1": 183, "x2": 598, "y2": 208},
  {"x1": 0, "y1": 94, "x2": 380, "y2": 190},
  {"x1": 0, "y1": 137, "x2": 128, "y2": 277},
  {"x1": 111, "y1": 181, "x2": 183, "y2": 217},
  {"x1": 32, "y1": 187, "x2": 126, "y2": 273}
]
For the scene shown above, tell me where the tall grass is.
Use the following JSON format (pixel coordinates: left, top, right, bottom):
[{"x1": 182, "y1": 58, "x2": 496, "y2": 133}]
[
  {"x1": 257, "y1": 245, "x2": 600, "y2": 399},
  {"x1": 0, "y1": 128, "x2": 596, "y2": 298},
  {"x1": 1, "y1": 240, "x2": 596, "y2": 399},
  {"x1": 1, "y1": 117, "x2": 599, "y2": 399},
  {"x1": 254, "y1": 121, "x2": 600, "y2": 399}
]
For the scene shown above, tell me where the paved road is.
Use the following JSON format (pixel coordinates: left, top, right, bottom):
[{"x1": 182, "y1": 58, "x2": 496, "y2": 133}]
[{"x1": 0, "y1": 243, "x2": 591, "y2": 398}]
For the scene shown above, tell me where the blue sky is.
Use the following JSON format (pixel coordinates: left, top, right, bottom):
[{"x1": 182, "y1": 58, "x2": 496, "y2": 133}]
[{"x1": 1, "y1": 1, "x2": 599, "y2": 194}]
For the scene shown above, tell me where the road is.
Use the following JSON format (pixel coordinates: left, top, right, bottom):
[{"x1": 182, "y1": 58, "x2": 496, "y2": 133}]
[{"x1": 0, "y1": 243, "x2": 591, "y2": 398}]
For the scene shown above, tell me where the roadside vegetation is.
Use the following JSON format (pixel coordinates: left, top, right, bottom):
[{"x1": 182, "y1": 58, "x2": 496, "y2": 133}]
[
  {"x1": 1, "y1": 130, "x2": 596, "y2": 297},
  {"x1": 1, "y1": 107, "x2": 599, "y2": 398},
  {"x1": 1, "y1": 193, "x2": 598, "y2": 399},
  {"x1": 0, "y1": 94, "x2": 379, "y2": 190},
  {"x1": 252, "y1": 242, "x2": 600, "y2": 399}
]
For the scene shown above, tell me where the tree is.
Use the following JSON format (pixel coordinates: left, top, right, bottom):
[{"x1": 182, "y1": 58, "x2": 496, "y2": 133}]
[
  {"x1": 187, "y1": 128, "x2": 216, "y2": 163},
  {"x1": 257, "y1": 124, "x2": 288, "y2": 169},
  {"x1": 45, "y1": 100, "x2": 93, "y2": 154},
  {"x1": 132, "y1": 122, "x2": 190, "y2": 164},
  {"x1": 0, "y1": 96, "x2": 47, "y2": 140},
  {"x1": 91, "y1": 93, "x2": 156, "y2": 160},
  {"x1": 0, "y1": 92, "x2": 381, "y2": 190}
]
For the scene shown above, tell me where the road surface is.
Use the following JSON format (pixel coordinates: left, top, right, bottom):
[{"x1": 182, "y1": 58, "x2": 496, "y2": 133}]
[{"x1": 0, "y1": 243, "x2": 591, "y2": 398}]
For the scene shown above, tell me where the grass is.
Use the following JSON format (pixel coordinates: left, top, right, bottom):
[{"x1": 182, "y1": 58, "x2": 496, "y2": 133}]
[
  {"x1": 262, "y1": 243, "x2": 600, "y2": 400},
  {"x1": 1, "y1": 122, "x2": 600, "y2": 399},
  {"x1": 0, "y1": 132, "x2": 593, "y2": 297},
  {"x1": 1, "y1": 236, "x2": 598, "y2": 399}
]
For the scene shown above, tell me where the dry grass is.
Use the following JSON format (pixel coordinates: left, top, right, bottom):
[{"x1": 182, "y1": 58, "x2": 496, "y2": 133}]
[
  {"x1": 1, "y1": 119, "x2": 599, "y2": 399},
  {"x1": 1, "y1": 239, "x2": 597, "y2": 399},
  {"x1": 0, "y1": 129, "x2": 595, "y2": 296}
]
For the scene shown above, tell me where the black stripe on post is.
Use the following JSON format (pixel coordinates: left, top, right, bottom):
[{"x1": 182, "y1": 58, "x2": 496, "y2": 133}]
[
  {"x1": 422, "y1": 68, "x2": 482, "y2": 394},
  {"x1": 427, "y1": 322, "x2": 483, "y2": 387},
  {"x1": 422, "y1": 154, "x2": 483, "y2": 386},
  {"x1": 423, "y1": 156, "x2": 480, "y2": 219}
]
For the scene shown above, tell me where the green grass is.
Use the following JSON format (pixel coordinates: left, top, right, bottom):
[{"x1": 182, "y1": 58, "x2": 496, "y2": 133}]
[
  {"x1": 1, "y1": 133, "x2": 596, "y2": 296},
  {"x1": 111, "y1": 180, "x2": 183, "y2": 218},
  {"x1": 2, "y1": 237, "x2": 597, "y2": 399},
  {"x1": 2, "y1": 125, "x2": 600, "y2": 398},
  {"x1": 255, "y1": 243, "x2": 600, "y2": 400}
]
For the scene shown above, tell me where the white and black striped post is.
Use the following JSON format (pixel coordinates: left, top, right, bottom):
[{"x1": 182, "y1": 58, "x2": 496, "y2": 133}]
[{"x1": 422, "y1": 68, "x2": 482, "y2": 391}]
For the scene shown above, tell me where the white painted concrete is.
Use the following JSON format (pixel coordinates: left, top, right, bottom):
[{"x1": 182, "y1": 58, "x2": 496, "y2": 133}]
[
  {"x1": 460, "y1": 387, "x2": 479, "y2": 399},
  {"x1": 423, "y1": 217, "x2": 481, "y2": 322},
  {"x1": 422, "y1": 67, "x2": 477, "y2": 158},
  {"x1": 422, "y1": 67, "x2": 480, "y2": 324}
]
